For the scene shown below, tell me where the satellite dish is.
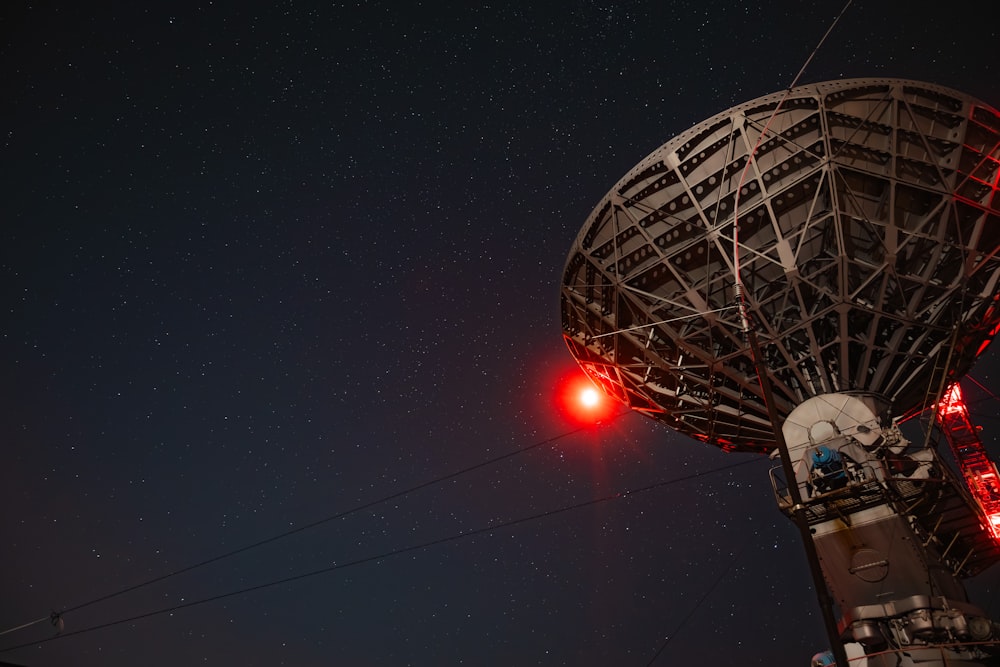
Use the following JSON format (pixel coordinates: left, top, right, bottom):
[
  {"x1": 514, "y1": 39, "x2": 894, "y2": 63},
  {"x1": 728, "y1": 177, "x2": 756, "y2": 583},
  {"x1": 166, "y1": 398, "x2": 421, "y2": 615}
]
[{"x1": 561, "y1": 78, "x2": 1000, "y2": 453}]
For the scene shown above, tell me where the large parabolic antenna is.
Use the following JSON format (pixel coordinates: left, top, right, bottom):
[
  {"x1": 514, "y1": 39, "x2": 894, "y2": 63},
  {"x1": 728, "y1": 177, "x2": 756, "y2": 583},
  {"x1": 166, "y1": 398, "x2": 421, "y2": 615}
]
[{"x1": 562, "y1": 78, "x2": 1000, "y2": 454}]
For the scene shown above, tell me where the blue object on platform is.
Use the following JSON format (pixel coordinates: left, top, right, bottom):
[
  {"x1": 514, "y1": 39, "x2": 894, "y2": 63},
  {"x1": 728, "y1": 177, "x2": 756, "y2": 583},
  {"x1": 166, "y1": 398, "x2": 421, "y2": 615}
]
[
  {"x1": 812, "y1": 445, "x2": 838, "y2": 466},
  {"x1": 810, "y1": 445, "x2": 847, "y2": 490},
  {"x1": 810, "y1": 650, "x2": 835, "y2": 666}
]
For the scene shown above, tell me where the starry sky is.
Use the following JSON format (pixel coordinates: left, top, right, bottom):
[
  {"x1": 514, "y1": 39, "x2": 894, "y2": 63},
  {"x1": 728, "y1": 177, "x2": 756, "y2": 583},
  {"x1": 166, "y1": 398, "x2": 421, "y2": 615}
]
[{"x1": 4, "y1": 2, "x2": 1000, "y2": 666}]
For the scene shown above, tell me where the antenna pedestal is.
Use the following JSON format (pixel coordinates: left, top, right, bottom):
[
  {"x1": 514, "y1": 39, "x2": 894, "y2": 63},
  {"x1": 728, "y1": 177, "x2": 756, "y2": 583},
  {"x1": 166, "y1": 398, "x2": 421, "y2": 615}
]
[{"x1": 776, "y1": 393, "x2": 1000, "y2": 666}]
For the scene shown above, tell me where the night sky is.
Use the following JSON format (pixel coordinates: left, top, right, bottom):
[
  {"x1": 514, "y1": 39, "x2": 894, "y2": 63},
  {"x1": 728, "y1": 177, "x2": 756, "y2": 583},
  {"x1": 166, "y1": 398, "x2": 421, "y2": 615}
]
[{"x1": 4, "y1": 2, "x2": 1000, "y2": 666}]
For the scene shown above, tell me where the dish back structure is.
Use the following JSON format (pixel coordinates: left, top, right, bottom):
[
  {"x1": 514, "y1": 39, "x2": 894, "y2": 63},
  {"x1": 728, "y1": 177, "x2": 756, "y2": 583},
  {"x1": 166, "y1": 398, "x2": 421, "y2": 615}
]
[{"x1": 561, "y1": 78, "x2": 1000, "y2": 454}]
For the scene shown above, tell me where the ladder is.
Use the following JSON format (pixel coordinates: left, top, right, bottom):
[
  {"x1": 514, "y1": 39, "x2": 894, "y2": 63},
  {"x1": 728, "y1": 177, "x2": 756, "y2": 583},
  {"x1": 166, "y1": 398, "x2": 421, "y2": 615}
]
[{"x1": 935, "y1": 382, "x2": 1000, "y2": 539}]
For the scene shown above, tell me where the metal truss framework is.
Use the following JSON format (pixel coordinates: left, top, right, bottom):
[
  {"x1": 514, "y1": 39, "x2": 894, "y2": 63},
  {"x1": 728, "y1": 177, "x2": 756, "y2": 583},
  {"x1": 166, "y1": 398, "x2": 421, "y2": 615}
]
[
  {"x1": 562, "y1": 79, "x2": 1000, "y2": 453},
  {"x1": 936, "y1": 382, "x2": 1000, "y2": 539}
]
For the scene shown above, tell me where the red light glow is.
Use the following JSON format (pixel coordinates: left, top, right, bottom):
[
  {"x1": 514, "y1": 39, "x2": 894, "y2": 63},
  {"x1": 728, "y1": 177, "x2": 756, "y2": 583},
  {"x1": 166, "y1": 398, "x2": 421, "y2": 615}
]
[
  {"x1": 556, "y1": 372, "x2": 616, "y2": 424},
  {"x1": 936, "y1": 382, "x2": 1000, "y2": 542}
]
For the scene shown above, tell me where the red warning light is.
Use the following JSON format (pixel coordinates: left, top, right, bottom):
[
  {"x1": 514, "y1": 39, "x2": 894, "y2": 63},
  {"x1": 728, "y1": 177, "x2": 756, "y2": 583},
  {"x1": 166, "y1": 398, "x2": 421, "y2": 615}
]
[{"x1": 556, "y1": 372, "x2": 616, "y2": 424}]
